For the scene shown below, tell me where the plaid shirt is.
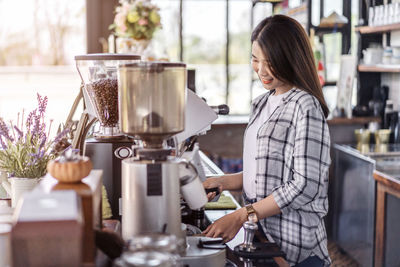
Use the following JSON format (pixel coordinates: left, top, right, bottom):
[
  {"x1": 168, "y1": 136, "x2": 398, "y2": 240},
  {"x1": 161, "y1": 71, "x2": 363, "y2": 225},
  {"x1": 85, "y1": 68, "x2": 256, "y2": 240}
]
[{"x1": 247, "y1": 88, "x2": 331, "y2": 266}]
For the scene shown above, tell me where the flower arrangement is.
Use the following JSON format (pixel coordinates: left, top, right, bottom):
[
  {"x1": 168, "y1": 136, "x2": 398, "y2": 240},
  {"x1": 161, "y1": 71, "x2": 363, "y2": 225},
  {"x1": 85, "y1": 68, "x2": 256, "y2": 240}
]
[
  {"x1": 110, "y1": 0, "x2": 162, "y2": 40},
  {"x1": 0, "y1": 94, "x2": 69, "y2": 178}
]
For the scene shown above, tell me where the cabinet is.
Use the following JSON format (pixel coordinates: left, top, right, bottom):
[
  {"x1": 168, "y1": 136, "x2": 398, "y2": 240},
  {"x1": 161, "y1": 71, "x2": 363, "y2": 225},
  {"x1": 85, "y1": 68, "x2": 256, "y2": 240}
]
[
  {"x1": 333, "y1": 144, "x2": 376, "y2": 267},
  {"x1": 373, "y1": 170, "x2": 400, "y2": 267}
]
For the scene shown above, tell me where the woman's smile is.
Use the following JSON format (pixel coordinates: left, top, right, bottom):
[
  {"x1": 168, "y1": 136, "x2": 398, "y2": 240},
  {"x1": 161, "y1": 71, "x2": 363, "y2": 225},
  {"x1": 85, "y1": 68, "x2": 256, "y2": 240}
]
[{"x1": 261, "y1": 77, "x2": 273, "y2": 84}]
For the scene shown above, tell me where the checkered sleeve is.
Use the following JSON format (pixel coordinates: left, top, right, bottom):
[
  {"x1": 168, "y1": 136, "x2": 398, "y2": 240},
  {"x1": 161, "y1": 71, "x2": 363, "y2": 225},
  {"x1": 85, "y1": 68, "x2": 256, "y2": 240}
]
[{"x1": 271, "y1": 106, "x2": 330, "y2": 214}]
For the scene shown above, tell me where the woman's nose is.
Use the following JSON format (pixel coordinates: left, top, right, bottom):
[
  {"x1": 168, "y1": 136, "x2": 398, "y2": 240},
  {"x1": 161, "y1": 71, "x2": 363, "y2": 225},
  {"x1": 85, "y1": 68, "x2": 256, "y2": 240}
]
[{"x1": 258, "y1": 63, "x2": 268, "y2": 76}]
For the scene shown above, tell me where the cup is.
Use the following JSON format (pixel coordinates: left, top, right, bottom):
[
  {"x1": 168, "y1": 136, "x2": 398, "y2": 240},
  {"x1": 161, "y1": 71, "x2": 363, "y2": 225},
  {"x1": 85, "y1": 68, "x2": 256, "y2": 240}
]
[
  {"x1": 375, "y1": 129, "x2": 391, "y2": 145},
  {"x1": 355, "y1": 129, "x2": 370, "y2": 152},
  {"x1": 375, "y1": 129, "x2": 390, "y2": 153},
  {"x1": 0, "y1": 224, "x2": 11, "y2": 267}
]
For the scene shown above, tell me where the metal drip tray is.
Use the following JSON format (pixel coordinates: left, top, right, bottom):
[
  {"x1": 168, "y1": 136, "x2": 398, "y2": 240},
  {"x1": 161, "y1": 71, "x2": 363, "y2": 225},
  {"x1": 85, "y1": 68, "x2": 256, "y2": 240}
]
[{"x1": 181, "y1": 236, "x2": 226, "y2": 267}]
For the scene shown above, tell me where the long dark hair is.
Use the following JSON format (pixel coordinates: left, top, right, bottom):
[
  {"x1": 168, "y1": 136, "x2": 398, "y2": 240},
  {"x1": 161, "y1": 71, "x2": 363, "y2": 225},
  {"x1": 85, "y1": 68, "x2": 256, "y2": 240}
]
[{"x1": 251, "y1": 15, "x2": 329, "y2": 118}]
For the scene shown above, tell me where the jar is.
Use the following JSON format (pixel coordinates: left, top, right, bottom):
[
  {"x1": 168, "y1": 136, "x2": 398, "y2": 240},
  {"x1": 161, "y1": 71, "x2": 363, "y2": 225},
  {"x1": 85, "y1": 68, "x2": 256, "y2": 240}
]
[
  {"x1": 75, "y1": 53, "x2": 141, "y2": 139},
  {"x1": 114, "y1": 251, "x2": 176, "y2": 267},
  {"x1": 113, "y1": 233, "x2": 183, "y2": 267},
  {"x1": 382, "y1": 47, "x2": 393, "y2": 65}
]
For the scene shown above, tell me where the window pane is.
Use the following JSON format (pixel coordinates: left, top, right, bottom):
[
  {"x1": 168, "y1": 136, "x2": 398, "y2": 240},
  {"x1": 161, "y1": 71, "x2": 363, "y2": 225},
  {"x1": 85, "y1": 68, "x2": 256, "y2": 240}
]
[
  {"x1": 152, "y1": 0, "x2": 181, "y2": 60},
  {"x1": 228, "y1": 0, "x2": 252, "y2": 114},
  {"x1": 183, "y1": 0, "x2": 226, "y2": 106},
  {"x1": 351, "y1": 0, "x2": 359, "y2": 56},
  {"x1": 251, "y1": 2, "x2": 273, "y2": 102},
  {"x1": 323, "y1": 33, "x2": 342, "y2": 81},
  {"x1": 0, "y1": 0, "x2": 85, "y2": 135},
  {"x1": 324, "y1": 1, "x2": 342, "y2": 16},
  {"x1": 311, "y1": 0, "x2": 320, "y2": 26},
  {"x1": 253, "y1": 2, "x2": 273, "y2": 29}
]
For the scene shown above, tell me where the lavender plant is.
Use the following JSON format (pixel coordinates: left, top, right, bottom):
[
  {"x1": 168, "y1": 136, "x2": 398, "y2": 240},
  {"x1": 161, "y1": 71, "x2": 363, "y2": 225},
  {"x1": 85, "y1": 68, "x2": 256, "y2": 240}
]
[{"x1": 0, "y1": 94, "x2": 69, "y2": 178}]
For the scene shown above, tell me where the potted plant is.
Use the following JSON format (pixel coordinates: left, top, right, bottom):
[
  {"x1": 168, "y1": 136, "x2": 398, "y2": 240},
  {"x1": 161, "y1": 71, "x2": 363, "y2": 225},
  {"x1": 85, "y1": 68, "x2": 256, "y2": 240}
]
[
  {"x1": 0, "y1": 94, "x2": 69, "y2": 207},
  {"x1": 109, "y1": 0, "x2": 162, "y2": 54}
]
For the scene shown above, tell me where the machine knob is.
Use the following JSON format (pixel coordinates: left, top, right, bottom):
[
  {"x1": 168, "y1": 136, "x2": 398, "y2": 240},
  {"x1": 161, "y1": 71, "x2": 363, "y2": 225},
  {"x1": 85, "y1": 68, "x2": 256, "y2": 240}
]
[
  {"x1": 114, "y1": 147, "x2": 133, "y2": 159},
  {"x1": 239, "y1": 221, "x2": 258, "y2": 252},
  {"x1": 209, "y1": 104, "x2": 230, "y2": 115}
]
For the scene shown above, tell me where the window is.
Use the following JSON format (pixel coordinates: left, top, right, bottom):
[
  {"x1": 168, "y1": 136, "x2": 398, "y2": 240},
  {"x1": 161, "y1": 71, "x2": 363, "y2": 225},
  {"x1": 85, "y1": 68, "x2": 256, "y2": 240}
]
[
  {"x1": 150, "y1": 0, "x2": 274, "y2": 115},
  {"x1": 0, "y1": 0, "x2": 86, "y2": 135}
]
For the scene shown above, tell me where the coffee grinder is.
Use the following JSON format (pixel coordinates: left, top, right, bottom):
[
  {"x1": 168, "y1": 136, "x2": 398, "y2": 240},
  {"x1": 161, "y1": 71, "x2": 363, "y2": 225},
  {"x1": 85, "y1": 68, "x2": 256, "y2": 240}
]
[
  {"x1": 75, "y1": 54, "x2": 141, "y2": 218},
  {"x1": 117, "y1": 62, "x2": 191, "y2": 240}
]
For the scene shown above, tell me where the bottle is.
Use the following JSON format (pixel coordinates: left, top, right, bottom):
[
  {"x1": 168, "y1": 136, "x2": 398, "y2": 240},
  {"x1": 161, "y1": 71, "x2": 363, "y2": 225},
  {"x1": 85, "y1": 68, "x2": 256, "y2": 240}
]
[{"x1": 384, "y1": 100, "x2": 399, "y2": 143}]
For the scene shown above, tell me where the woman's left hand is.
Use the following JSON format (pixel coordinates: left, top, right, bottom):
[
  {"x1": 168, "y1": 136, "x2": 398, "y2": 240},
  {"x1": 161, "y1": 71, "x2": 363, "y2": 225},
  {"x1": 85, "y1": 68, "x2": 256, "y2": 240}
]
[{"x1": 202, "y1": 208, "x2": 247, "y2": 243}]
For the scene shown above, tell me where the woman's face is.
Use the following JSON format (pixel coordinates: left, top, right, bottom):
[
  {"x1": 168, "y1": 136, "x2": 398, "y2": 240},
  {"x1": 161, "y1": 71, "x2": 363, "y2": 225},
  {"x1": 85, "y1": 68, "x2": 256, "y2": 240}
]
[{"x1": 251, "y1": 41, "x2": 288, "y2": 92}]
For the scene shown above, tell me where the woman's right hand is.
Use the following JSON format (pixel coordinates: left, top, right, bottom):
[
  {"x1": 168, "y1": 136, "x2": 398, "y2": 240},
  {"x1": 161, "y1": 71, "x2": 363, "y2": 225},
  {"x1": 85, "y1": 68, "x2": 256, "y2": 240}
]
[{"x1": 203, "y1": 176, "x2": 223, "y2": 201}]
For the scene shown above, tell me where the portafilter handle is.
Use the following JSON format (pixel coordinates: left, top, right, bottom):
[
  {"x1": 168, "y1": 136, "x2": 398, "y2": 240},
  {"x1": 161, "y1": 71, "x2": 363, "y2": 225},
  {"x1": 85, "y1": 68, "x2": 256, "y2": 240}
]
[
  {"x1": 209, "y1": 104, "x2": 230, "y2": 115},
  {"x1": 239, "y1": 221, "x2": 258, "y2": 252}
]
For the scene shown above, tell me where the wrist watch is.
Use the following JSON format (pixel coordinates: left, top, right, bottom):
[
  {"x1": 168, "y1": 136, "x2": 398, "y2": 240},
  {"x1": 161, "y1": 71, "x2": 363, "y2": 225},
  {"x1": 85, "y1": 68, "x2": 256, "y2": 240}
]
[{"x1": 245, "y1": 204, "x2": 258, "y2": 223}]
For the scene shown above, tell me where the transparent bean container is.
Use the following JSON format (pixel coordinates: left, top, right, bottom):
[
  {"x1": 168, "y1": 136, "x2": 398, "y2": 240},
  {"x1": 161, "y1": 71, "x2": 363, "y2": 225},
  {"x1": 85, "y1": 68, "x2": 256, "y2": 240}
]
[
  {"x1": 114, "y1": 251, "x2": 177, "y2": 267},
  {"x1": 118, "y1": 62, "x2": 186, "y2": 148},
  {"x1": 114, "y1": 233, "x2": 182, "y2": 267},
  {"x1": 75, "y1": 54, "x2": 141, "y2": 139}
]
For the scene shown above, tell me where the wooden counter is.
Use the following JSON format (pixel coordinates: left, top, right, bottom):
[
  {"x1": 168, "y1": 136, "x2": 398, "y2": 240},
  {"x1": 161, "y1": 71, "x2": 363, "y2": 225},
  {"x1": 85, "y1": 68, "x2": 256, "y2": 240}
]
[
  {"x1": 373, "y1": 171, "x2": 400, "y2": 267},
  {"x1": 37, "y1": 170, "x2": 103, "y2": 266}
]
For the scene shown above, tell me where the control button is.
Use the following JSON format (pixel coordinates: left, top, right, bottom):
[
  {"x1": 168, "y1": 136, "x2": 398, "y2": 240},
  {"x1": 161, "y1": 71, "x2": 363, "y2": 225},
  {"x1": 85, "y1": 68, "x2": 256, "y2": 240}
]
[{"x1": 114, "y1": 147, "x2": 132, "y2": 159}]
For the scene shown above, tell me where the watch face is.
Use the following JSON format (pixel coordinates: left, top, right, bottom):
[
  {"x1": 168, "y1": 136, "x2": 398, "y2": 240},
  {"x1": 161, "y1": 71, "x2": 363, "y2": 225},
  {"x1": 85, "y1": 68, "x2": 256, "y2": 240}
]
[{"x1": 248, "y1": 212, "x2": 258, "y2": 223}]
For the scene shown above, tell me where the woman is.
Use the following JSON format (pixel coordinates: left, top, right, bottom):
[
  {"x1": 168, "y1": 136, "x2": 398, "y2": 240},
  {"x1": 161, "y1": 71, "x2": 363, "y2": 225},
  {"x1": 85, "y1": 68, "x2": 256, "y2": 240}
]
[{"x1": 203, "y1": 15, "x2": 331, "y2": 267}]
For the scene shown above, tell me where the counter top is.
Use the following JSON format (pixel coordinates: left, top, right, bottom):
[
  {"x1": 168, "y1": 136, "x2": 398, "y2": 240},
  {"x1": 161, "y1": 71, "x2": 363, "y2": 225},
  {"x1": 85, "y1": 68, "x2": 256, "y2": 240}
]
[
  {"x1": 335, "y1": 143, "x2": 400, "y2": 159},
  {"x1": 212, "y1": 115, "x2": 380, "y2": 126},
  {"x1": 335, "y1": 143, "x2": 400, "y2": 183},
  {"x1": 373, "y1": 170, "x2": 400, "y2": 189}
]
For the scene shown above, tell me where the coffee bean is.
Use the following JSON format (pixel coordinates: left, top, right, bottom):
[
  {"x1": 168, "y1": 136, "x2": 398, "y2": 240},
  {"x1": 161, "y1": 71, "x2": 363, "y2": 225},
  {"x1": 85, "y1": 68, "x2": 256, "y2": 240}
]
[{"x1": 87, "y1": 78, "x2": 118, "y2": 127}]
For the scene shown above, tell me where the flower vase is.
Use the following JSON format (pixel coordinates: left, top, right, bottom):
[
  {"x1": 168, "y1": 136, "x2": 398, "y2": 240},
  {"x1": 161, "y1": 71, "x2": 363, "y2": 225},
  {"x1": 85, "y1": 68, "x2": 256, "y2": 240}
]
[
  {"x1": 1, "y1": 177, "x2": 39, "y2": 208},
  {"x1": 116, "y1": 37, "x2": 150, "y2": 55}
]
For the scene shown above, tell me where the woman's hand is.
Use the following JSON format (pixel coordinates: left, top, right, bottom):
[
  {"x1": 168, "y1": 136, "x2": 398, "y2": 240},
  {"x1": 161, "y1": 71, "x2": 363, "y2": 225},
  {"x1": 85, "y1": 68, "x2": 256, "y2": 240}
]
[
  {"x1": 203, "y1": 177, "x2": 223, "y2": 201},
  {"x1": 202, "y1": 208, "x2": 247, "y2": 243}
]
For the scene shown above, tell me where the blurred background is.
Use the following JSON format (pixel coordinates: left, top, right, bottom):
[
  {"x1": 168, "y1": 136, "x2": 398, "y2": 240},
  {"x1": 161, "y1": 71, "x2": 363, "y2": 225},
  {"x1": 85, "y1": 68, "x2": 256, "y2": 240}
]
[{"x1": 0, "y1": 0, "x2": 359, "y2": 137}]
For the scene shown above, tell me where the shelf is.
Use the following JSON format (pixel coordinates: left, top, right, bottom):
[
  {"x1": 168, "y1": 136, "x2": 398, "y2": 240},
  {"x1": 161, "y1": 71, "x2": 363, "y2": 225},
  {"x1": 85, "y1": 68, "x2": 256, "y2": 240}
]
[
  {"x1": 313, "y1": 26, "x2": 345, "y2": 36},
  {"x1": 358, "y1": 64, "x2": 400, "y2": 73},
  {"x1": 355, "y1": 23, "x2": 400, "y2": 34}
]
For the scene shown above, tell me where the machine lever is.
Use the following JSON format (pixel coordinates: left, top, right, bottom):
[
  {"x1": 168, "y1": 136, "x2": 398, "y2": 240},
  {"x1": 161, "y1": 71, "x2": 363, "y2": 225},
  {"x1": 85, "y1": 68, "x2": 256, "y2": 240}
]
[{"x1": 209, "y1": 104, "x2": 230, "y2": 115}]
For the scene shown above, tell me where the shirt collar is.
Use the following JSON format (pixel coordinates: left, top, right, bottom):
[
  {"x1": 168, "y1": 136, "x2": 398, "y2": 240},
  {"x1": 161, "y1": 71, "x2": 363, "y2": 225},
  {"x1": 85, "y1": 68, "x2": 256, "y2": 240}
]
[{"x1": 249, "y1": 88, "x2": 299, "y2": 127}]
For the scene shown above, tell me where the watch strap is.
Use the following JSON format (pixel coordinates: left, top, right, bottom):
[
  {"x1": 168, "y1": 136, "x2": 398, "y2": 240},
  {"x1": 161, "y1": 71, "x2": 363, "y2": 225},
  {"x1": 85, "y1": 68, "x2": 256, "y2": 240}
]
[{"x1": 245, "y1": 204, "x2": 258, "y2": 223}]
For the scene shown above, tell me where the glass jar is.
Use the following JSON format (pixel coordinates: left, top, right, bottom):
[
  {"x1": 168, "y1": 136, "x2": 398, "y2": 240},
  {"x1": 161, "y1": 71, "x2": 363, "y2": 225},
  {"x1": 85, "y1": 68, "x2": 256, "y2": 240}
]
[
  {"x1": 113, "y1": 233, "x2": 183, "y2": 267},
  {"x1": 75, "y1": 53, "x2": 141, "y2": 139},
  {"x1": 114, "y1": 251, "x2": 176, "y2": 267}
]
